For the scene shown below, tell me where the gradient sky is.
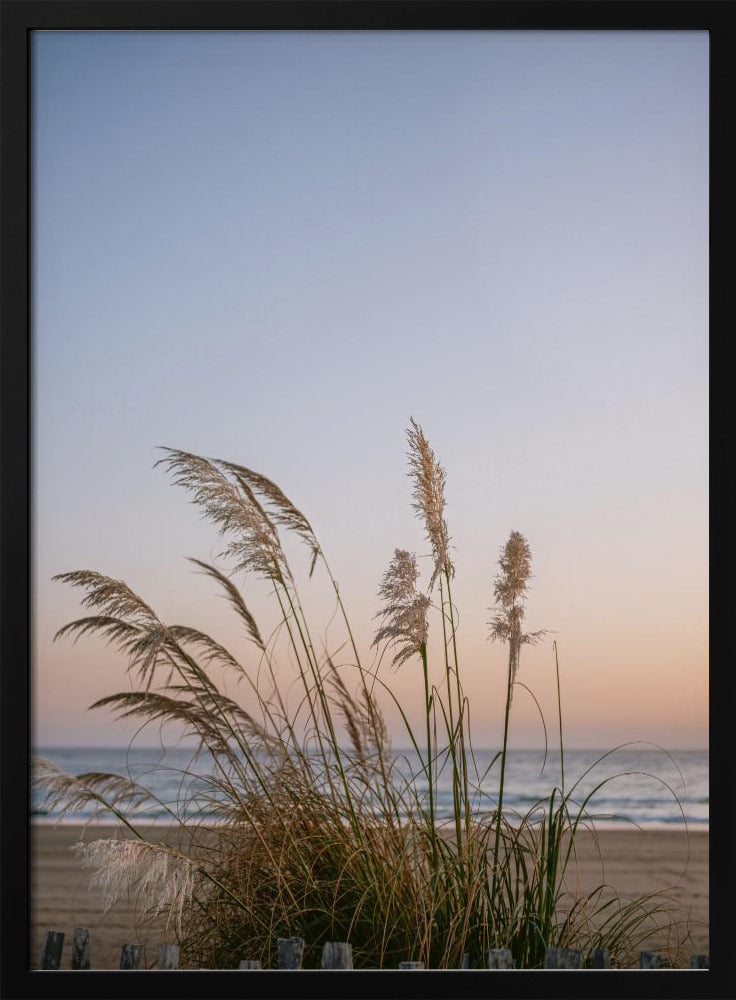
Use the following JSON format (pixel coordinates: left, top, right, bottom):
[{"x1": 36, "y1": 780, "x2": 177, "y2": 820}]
[{"x1": 32, "y1": 30, "x2": 708, "y2": 750}]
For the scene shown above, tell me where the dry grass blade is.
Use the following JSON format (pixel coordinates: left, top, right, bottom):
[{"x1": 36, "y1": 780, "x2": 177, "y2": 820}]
[{"x1": 188, "y1": 558, "x2": 265, "y2": 651}]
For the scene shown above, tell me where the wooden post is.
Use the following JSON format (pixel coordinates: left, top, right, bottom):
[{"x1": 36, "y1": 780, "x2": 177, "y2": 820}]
[
  {"x1": 120, "y1": 943, "x2": 142, "y2": 969},
  {"x1": 399, "y1": 961, "x2": 425, "y2": 969},
  {"x1": 277, "y1": 937, "x2": 304, "y2": 970},
  {"x1": 639, "y1": 951, "x2": 666, "y2": 969},
  {"x1": 71, "y1": 927, "x2": 90, "y2": 970},
  {"x1": 157, "y1": 943, "x2": 179, "y2": 969},
  {"x1": 545, "y1": 947, "x2": 582, "y2": 968},
  {"x1": 591, "y1": 948, "x2": 611, "y2": 969},
  {"x1": 690, "y1": 954, "x2": 709, "y2": 969},
  {"x1": 239, "y1": 959, "x2": 263, "y2": 970},
  {"x1": 321, "y1": 942, "x2": 353, "y2": 969},
  {"x1": 487, "y1": 948, "x2": 513, "y2": 969},
  {"x1": 40, "y1": 930, "x2": 65, "y2": 970}
]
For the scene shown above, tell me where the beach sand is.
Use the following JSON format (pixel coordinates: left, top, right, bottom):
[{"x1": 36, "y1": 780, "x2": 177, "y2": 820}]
[{"x1": 30, "y1": 822, "x2": 708, "y2": 969}]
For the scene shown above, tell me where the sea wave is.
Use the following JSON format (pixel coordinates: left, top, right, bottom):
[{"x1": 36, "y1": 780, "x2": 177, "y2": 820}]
[{"x1": 32, "y1": 746, "x2": 708, "y2": 830}]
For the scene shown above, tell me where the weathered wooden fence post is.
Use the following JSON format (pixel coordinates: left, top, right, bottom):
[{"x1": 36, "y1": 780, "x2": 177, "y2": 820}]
[
  {"x1": 35, "y1": 930, "x2": 717, "y2": 972},
  {"x1": 119, "y1": 943, "x2": 142, "y2": 969},
  {"x1": 277, "y1": 937, "x2": 304, "y2": 970},
  {"x1": 487, "y1": 948, "x2": 513, "y2": 969},
  {"x1": 40, "y1": 930, "x2": 65, "y2": 970},
  {"x1": 71, "y1": 927, "x2": 90, "y2": 970},
  {"x1": 545, "y1": 947, "x2": 582, "y2": 968},
  {"x1": 157, "y1": 943, "x2": 179, "y2": 969},
  {"x1": 321, "y1": 942, "x2": 353, "y2": 969},
  {"x1": 640, "y1": 951, "x2": 666, "y2": 969},
  {"x1": 591, "y1": 948, "x2": 611, "y2": 968}
]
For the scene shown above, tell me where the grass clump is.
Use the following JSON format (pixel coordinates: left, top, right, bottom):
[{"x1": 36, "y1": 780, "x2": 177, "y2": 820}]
[{"x1": 33, "y1": 421, "x2": 686, "y2": 969}]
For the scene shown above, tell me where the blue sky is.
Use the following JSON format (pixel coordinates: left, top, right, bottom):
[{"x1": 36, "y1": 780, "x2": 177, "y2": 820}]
[{"x1": 32, "y1": 30, "x2": 708, "y2": 748}]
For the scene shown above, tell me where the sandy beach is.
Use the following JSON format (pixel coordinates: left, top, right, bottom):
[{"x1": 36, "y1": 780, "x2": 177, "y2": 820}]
[{"x1": 30, "y1": 822, "x2": 708, "y2": 969}]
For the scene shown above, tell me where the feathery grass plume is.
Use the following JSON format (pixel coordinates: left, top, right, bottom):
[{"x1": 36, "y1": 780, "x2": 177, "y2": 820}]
[
  {"x1": 217, "y1": 460, "x2": 321, "y2": 576},
  {"x1": 327, "y1": 658, "x2": 367, "y2": 763},
  {"x1": 31, "y1": 757, "x2": 156, "y2": 824},
  {"x1": 156, "y1": 449, "x2": 287, "y2": 583},
  {"x1": 326, "y1": 657, "x2": 391, "y2": 768},
  {"x1": 372, "y1": 549, "x2": 430, "y2": 669},
  {"x1": 52, "y1": 573, "x2": 224, "y2": 691},
  {"x1": 166, "y1": 625, "x2": 245, "y2": 674},
  {"x1": 158, "y1": 450, "x2": 342, "y2": 786},
  {"x1": 406, "y1": 419, "x2": 452, "y2": 588},
  {"x1": 51, "y1": 573, "x2": 171, "y2": 683},
  {"x1": 372, "y1": 549, "x2": 437, "y2": 859},
  {"x1": 88, "y1": 691, "x2": 227, "y2": 748},
  {"x1": 360, "y1": 686, "x2": 389, "y2": 759},
  {"x1": 73, "y1": 839, "x2": 198, "y2": 934},
  {"x1": 406, "y1": 419, "x2": 468, "y2": 849},
  {"x1": 488, "y1": 530, "x2": 545, "y2": 909},
  {"x1": 489, "y1": 530, "x2": 545, "y2": 697},
  {"x1": 52, "y1": 571, "x2": 159, "y2": 626}
]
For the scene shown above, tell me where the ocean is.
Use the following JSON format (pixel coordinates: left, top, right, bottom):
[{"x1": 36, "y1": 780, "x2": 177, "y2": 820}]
[{"x1": 32, "y1": 745, "x2": 708, "y2": 830}]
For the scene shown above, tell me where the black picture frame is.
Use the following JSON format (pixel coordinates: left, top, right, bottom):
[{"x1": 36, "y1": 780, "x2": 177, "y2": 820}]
[{"x1": 2, "y1": 3, "x2": 733, "y2": 998}]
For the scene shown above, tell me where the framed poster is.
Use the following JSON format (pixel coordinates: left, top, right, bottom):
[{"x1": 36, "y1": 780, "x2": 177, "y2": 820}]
[{"x1": 1, "y1": 2, "x2": 730, "y2": 998}]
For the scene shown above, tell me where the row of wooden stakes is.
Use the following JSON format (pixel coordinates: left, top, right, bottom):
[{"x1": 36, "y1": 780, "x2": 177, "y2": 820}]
[{"x1": 39, "y1": 929, "x2": 710, "y2": 971}]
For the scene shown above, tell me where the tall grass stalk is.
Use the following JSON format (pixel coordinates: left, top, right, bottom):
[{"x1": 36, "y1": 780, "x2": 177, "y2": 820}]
[
  {"x1": 554, "y1": 640, "x2": 565, "y2": 797},
  {"x1": 488, "y1": 530, "x2": 545, "y2": 912},
  {"x1": 33, "y1": 422, "x2": 688, "y2": 969}
]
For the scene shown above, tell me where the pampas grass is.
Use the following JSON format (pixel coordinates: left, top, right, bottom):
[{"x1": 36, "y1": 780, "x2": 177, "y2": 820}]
[
  {"x1": 32, "y1": 420, "x2": 687, "y2": 969},
  {"x1": 73, "y1": 839, "x2": 198, "y2": 934}
]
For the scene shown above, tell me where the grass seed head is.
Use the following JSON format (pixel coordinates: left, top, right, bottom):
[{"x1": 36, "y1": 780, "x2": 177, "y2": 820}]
[
  {"x1": 406, "y1": 418, "x2": 453, "y2": 589},
  {"x1": 373, "y1": 548, "x2": 430, "y2": 668},
  {"x1": 157, "y1": 448, "x2": 287, "y2": 583},
  {"x1": 489, "y1": 531, "x2": 545, "y2": 694},
  {"x1": 73, "y1": 838, "x2": 198, "y2": 935}
]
